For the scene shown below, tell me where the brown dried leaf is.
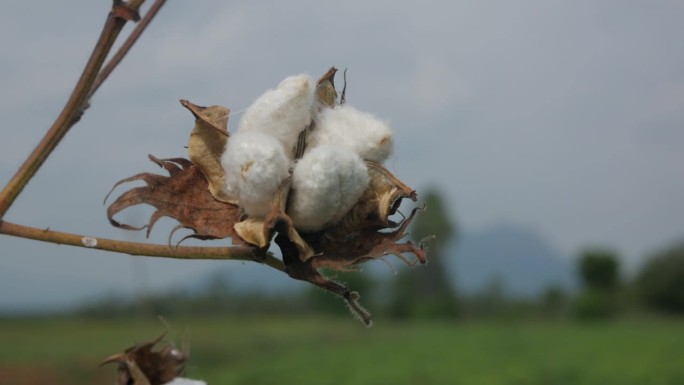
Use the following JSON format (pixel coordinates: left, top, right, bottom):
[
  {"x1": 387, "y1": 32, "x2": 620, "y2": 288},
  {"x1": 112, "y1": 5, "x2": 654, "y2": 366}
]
[
  {"x1": 106, "y1": 155, "x2": 242, "y2": 241},
  {"x1": 182, "y1": 99, "x2": 235, "y2": 203},
  {"x1": 100, "y1": 332, "x2": 186, "y2": 385}
]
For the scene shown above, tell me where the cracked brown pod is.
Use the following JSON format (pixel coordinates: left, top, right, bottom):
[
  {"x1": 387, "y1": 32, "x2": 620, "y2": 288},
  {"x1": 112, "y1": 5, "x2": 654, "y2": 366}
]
[
  {"x1": 100, "y1": 331, "x2": 187, "y2": 385},
  {"x1": 106, "y1": 67, "x2": 428, "y2": 326}
]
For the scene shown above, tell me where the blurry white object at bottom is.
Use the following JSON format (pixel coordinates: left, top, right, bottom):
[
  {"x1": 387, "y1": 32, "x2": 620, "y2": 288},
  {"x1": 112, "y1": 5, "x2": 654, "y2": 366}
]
[{"x1": 164, "y1": 378, "x2": 207, "y2": 385}]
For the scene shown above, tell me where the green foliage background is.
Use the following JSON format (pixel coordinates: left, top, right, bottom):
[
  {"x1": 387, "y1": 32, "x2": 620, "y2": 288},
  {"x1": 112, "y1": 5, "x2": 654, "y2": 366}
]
[
  {"x1": 636, "y1": 243, "x2": 684, "y2": 314},
  {"x1": 1, "y1": 315, "x2": 683, "y2": 385}
]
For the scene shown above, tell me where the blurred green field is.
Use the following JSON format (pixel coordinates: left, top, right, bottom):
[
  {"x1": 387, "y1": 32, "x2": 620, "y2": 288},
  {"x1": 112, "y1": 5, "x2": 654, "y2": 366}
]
[{"x1": 1, "y1": 315, "x2": 683, "y2": 385}]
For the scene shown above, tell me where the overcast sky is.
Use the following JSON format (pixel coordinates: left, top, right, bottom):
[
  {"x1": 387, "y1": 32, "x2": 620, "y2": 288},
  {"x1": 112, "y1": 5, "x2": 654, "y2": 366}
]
[{"x1": 1, "y1": 0, "x2": 683, "y2": 311}]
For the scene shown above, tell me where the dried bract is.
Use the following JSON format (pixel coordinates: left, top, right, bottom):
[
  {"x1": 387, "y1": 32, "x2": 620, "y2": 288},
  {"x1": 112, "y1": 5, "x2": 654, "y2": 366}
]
[
  {"x1": 106, "y1": 156, "x2": 242, "y2": 242},
  {"x1": 182, "y1": 100, "x2": 232, "y2": 204}
]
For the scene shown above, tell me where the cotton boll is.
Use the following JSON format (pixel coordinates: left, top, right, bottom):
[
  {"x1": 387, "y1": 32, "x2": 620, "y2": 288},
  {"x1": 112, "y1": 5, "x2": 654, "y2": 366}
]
[
  {"x1": 289, "y1": 145, "x2": 370, "y2": 232},
  {"x1": 237, "y1": 74, "x2": 315, "y2": 156},
  {"x1": 309, "y1": 105, "x2": 394, "y2": 163},
  {"x1": 221, "y1": 131, "x2": 291, "y2": 218}
]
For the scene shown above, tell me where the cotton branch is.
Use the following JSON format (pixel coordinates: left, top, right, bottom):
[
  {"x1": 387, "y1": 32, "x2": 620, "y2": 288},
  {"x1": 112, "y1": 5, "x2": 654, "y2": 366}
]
[{"x1": 0, "y1": 220, "x2": 285, "y2": 271}]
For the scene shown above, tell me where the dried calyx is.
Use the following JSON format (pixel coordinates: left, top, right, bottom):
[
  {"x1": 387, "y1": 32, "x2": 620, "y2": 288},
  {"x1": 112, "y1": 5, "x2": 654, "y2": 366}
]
[{"x1": 106, "y1": 67, "x2": 428, "y2": 326}]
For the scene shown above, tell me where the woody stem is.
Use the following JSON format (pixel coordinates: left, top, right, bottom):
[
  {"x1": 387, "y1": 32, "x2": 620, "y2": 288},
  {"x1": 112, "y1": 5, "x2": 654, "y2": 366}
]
[{"x1": 0, "y1": 220, "x2": 285, "y2": 271}]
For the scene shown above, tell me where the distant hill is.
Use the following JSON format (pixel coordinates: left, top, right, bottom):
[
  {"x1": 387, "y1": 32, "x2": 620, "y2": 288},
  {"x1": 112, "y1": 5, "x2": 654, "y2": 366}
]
[
  {"x1": 183, "y1": 224, "x2": 577, "y2": 300},
  {"x1": 446, "y1": 224, "x2": 577, "y2": 298}
]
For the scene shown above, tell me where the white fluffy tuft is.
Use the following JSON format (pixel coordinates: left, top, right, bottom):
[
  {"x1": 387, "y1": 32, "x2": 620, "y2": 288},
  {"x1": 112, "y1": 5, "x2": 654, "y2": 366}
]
[
  {"x1": 309, "y1": 105, "x2": 394, "y2": 163},
  {"x1": 288, "y1": 145, "x2": 370, "y2": 232},
  {"x1": 221, "y1": 131, "x2": 291, "y2": 218},
  {"x1": 164, "y1": 378, "x2": 207, "y2": 385},
  {"x1": 237, "y1": 74, "x2": 315, "y2": 156}
]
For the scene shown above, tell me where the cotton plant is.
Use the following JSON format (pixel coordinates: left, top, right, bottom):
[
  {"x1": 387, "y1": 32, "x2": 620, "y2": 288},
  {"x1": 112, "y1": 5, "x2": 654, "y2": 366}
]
[{"x1": 107, "y1": 67, "x2": 428, "y2": 326}]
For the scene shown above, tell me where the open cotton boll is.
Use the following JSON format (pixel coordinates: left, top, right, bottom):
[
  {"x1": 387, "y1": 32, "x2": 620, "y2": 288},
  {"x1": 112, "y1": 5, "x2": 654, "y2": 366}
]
[
  {"x1": 289, "y1": 145, "x2": 370, "y2": 232},
  {"x1": 309, "y1": 104, "x2": 394, "y2": 163},
  {"x1": 221, "y1": 131, "x2": 291, "y2": 218},
  {"x1": 237, "y1": 74, "x2": 315, "y2": 156}
]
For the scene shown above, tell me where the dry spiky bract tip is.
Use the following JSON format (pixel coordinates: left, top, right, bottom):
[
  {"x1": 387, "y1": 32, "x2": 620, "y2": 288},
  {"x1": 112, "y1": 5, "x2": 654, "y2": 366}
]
[{"x1": 106, "y1": 67, "x2": 429, "y2": 326}]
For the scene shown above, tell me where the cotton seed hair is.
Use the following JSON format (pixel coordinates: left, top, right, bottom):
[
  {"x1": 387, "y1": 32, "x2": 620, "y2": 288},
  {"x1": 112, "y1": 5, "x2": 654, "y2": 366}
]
[
  {"x1": 237, "y1": 74, "x2": 315, "y2": 156},
  {"x1": 288, "y1": 145, "x2": 370, "y2": 232},
  {"x1": 309, "y1": 104, "x2": 394, "y2": 163},
  {"x1": 221, "y1": 131, "x2": 290, "y2": 218}
]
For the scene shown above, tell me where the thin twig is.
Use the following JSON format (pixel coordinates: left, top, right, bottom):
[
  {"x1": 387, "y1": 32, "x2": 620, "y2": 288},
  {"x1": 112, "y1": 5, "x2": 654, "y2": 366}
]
[
  {"x1": 87, "y1": 0, "x2": 167, "y2": 102},
  {"x1": 0, "y1": 220, "x2": 286, "y2": 271},
  {"x1": 0, "y1": 1, "x2": 145, "y2": 218}
]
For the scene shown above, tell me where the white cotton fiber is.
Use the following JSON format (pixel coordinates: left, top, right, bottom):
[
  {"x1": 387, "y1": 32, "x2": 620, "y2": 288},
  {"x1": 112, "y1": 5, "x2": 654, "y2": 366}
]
[
  {"x1": 309, "y1": 104, "x2": 394, "y2": 163},
  {"x1": 288, "y1": 145, "x2": 370, "y2": 232},
  {"x1": 237, "y1": 74, "x2": 315, "y2": 156},
  {"x1": 221, "y1": 131, "x2": 291, "y2": 218},
  {"x1": 164, "y1": 378, "x2": 207, "y2": 385}
]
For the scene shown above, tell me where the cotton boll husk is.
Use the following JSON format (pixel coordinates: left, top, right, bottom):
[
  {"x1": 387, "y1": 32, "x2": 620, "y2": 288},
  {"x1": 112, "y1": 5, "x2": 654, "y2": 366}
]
[
  {"x1": 237, "y1": 74, "x2": 315, "y2": 156},
  {"x1": 289, "y1": 145, "x2": 370, "y2": 232},
  {"x1": 221, "y1": 131, "x2": 290, "y2": 218},
  {"x1": 309, "y1": 105, "x2": 394, "y2": 163}
]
